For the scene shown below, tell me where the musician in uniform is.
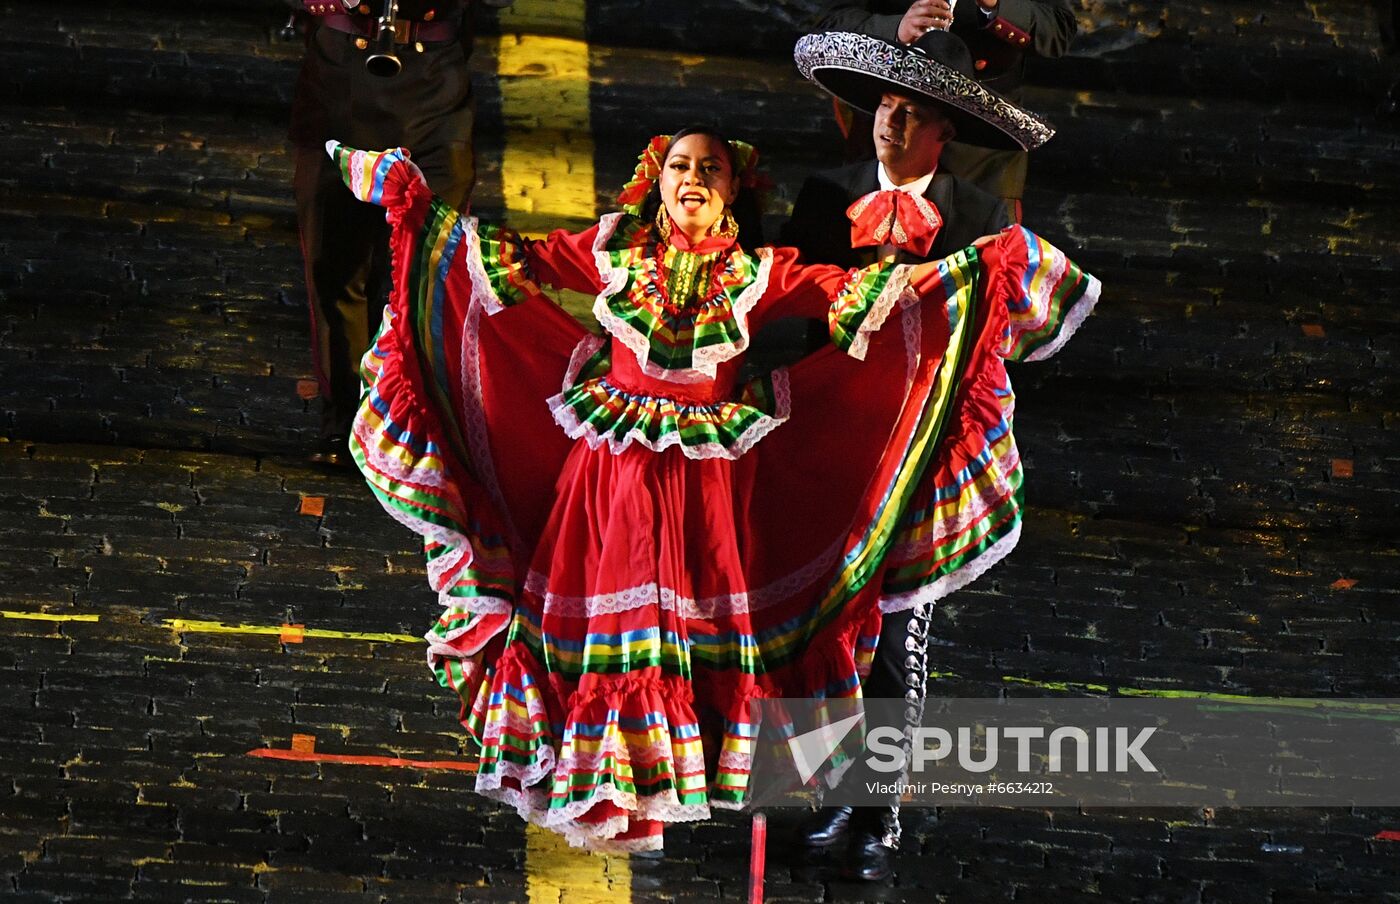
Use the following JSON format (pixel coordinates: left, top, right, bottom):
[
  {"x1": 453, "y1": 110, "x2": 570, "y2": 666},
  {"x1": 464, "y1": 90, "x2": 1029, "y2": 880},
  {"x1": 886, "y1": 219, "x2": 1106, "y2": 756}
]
[{"x1": 289, "y1": 0, "x2": 480, "y2": 465}]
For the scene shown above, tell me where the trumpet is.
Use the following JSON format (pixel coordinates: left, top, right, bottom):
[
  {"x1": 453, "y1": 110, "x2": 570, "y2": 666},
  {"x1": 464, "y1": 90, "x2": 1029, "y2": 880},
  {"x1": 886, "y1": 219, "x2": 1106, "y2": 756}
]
[{"x1": 365, "y1": 0, "x2": 402, "y2": 78}]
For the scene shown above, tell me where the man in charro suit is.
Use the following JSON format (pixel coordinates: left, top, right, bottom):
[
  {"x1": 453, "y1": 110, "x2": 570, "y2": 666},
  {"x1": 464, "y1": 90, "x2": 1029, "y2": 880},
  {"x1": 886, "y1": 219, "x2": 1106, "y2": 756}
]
[
  {"x1": 290, "y1": 0, "x2": 482, "y2": 466},
  {"x1": 815, "y1": 0, "x2": 1077, "y2": 219},
  {"x1": 784, "y1": 20, "x2": 1055, "y2": 273},
  {"x1": 785, "y1": 27, "x2": 1057, "y2": 882},
  {"x1": 780, "y1": 90, "x2": 1013, "y2": 271}
]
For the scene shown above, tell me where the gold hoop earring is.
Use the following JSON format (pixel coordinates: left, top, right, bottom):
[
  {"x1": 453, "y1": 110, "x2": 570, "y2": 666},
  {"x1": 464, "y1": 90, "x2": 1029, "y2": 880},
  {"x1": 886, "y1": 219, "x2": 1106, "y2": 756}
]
[
  {"x1": 654, "y1": 204, "x2": 672, "y2": 243},
  {"x1": 710, "y1": 209, "x2": 738, "y2": 239}
]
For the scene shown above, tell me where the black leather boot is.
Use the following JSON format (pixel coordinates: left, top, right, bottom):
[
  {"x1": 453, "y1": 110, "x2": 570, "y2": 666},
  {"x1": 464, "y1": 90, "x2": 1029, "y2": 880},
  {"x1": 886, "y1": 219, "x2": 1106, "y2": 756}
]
[
  {"x1": 802, "y1": 805, "x2": 854, "y2": 848},
  {"x1": 845, "y1": 807, "x2": 898, "y2": 882}
]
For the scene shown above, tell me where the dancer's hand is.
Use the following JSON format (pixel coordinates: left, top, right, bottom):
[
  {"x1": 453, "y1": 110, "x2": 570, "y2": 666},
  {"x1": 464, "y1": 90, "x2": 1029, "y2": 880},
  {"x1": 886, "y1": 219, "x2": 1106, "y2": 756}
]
[{"x1": 325, "y1": 141, "x2": 430, "y2": 208}]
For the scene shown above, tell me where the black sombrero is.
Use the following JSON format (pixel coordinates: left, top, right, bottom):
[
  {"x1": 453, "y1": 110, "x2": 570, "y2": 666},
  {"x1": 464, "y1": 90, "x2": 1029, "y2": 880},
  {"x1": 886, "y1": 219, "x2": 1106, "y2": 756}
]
[{"x1": 794, "y1": 30, "x2": 1055, "y2": 152}]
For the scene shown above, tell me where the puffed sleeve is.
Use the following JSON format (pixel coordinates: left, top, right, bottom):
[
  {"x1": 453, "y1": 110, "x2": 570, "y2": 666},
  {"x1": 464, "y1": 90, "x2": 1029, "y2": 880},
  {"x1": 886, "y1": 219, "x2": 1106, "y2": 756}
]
[
  {"x1": 752, "y1": 247, "x2": 920, "y2": 360},
  {"x1": 517, "y1": 225, "x2": 609, "y2": 296},
  {"x1": 825, "y1": 260, "x2": 922, "y2": 359},
  {"x1": 473, "y1": 223, "x2": 607, "y2": 310}
]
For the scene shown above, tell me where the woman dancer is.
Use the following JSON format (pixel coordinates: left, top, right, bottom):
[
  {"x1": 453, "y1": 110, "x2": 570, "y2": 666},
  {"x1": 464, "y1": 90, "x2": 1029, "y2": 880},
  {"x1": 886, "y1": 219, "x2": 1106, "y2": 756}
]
[{"x1": 332, "y1": 128, "x2": 1097, "y2": 852}]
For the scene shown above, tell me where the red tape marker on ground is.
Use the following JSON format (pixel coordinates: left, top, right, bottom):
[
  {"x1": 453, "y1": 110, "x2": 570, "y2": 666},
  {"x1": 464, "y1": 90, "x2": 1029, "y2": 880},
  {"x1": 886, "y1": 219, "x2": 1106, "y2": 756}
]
[
  {"x1": 248, "y1": 747, "x2": 479, "y2": 772},
  {"x1": 749, "y1": 812, "x2": 767, "y2": 904},
  {"x1": 1376, "y1": 830, "x2": 1400, "y2": 842}
]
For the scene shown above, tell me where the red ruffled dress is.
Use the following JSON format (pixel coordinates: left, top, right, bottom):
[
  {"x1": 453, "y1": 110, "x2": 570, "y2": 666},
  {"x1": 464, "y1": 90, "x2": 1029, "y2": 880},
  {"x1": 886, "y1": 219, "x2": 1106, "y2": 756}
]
[{"x1": 335, "y1": 145, "x2": 1099, "y2": 851}]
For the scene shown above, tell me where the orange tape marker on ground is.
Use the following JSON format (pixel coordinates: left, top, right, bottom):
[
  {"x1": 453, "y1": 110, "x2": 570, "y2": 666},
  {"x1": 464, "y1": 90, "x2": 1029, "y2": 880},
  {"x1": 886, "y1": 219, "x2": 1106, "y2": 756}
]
[
  {"x1": 248, "y1": 745, "x2": 478, "y2": 772},
  {"x1": 296, "y1": 379, "x2": 320, "y2": 400},
  {"x1": 1330, "y1": 459, "x2": 1353, "y2": 479},
  {"x1": 290, "y1": 733, "x2": 317, "y2": 753},
  {"x1": 1301, "y1": 323, "x2": 1325, "y2": 338},
  {"x1": 280, "y1": 623, "x2": 306, "y2": 644},
  {"x1": 299, "y1": 496, "x2": 326, "y2": 517},
  {"x1": 1331, "y1": 578, "x2": 1358, "y2": 591}
]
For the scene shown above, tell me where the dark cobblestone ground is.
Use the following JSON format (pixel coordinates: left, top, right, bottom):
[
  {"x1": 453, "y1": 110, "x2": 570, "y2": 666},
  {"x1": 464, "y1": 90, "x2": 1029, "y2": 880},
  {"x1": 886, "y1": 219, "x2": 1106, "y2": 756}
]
[{"x1": 2, "y1": 0, "x2": 1400, "y2": 901}]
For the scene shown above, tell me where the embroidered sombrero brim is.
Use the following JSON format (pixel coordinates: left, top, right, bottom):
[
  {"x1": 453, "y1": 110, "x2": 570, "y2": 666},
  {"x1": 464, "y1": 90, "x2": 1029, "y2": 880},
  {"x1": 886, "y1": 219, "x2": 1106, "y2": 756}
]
[{"x1": 794, "y1": 31, "x2": 1055, "y2": 152}]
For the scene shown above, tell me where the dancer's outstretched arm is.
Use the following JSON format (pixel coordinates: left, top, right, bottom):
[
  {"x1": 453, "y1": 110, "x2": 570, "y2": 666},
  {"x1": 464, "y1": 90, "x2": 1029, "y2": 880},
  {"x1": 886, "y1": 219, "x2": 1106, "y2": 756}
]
[{"x1": 328, "y1": 141, "x2": 608, "y2": 299}]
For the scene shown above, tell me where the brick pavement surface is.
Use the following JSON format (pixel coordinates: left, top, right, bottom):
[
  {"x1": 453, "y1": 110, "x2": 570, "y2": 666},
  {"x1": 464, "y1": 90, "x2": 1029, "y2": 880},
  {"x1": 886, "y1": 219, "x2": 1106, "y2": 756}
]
[{"x1": 2, "y1": 0, "x2": 1399, "y2": 901}]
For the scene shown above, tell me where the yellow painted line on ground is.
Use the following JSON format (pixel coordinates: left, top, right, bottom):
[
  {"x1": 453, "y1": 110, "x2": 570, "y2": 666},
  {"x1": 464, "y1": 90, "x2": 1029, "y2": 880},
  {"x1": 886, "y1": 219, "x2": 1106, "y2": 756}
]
[
  {"x1": 525, "y1": 825, "x2": 630, "y2": 904},
  {"x1": 1001, "y1": 675, "x2": 1109, "y2": 694},
  {"x1": 1001, "y1": 675, "x2": 1400, "y2": 717},
  {"x1": 496, "y1": 6, "x2": 630, "y2": 900},
  {"x1": 495, "y1": 0, "x2": 594, "y2": 236},
  {"x1": 163, "y1": 619, "x2": 418, "y2": 644},
  {"x1": 1, "y1": 610, "x2": 100, "y2": 623}
]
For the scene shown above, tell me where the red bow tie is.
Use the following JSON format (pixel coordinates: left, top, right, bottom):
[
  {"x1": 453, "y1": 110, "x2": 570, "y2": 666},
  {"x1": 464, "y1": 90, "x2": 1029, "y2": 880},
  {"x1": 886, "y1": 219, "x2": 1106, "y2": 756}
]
[{"x1": 846, "y1": 189, "x2": 943, "y2": 258}]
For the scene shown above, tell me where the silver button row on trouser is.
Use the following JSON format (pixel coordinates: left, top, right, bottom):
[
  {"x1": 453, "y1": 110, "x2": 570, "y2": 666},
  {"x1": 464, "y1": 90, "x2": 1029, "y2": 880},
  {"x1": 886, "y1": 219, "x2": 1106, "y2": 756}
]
[{"x1": 882, "y1": 597, "x2": 935, "y2": 850}]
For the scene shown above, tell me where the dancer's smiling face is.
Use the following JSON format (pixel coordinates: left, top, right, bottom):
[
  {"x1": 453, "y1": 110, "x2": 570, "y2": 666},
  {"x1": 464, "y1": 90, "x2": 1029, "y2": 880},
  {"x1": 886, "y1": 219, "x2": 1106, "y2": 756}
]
[{"x1": 660, "y1": 133, "x2": 738, "y2": 242}]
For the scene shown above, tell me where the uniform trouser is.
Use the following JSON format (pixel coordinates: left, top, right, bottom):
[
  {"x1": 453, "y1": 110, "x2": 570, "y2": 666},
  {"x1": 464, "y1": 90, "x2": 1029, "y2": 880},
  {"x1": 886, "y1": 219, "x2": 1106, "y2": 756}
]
[
  {"x1": 292, "y1": 25, "x2": 476, "y2": 440},
  {"x1": 295, "y1": 141, "x2": 474, "y2": 439},
  {"x1": 1384, "y1": 1, "x2": 1400, "y2": 92}
]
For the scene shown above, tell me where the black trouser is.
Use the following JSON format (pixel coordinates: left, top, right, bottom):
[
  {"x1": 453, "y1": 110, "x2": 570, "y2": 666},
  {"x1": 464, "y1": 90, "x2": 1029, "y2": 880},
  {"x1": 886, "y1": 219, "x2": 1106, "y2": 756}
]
[
  {"x1": 291, "y1": 23, "x2": 476, "y2": 439},
  {"x1": 836, "y1": 607, "x2": 924, "y2": 822}
]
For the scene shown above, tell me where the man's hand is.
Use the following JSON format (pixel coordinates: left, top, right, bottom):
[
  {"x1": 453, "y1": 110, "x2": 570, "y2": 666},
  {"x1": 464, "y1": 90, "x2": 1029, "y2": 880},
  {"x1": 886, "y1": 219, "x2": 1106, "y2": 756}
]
[{"x1": 897, "y1": 0, "x2": 955, "y2": 43}]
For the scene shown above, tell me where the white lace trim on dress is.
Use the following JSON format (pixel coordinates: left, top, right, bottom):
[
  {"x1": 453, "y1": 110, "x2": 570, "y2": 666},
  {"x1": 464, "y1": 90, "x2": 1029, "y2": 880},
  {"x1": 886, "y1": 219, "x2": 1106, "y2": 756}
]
[
  {"x1": 843, "y1": 263, "x2": 917, "y2": 361},
  {"x1": 1023, "y1": 273, "x2": 1102, "y2": 362},
  {"x1": 878, "y1": 518, "x2": 1023, "y2": 614},
  {"x1": 459, "y1": 215, "x2": 510, "y2": 316},
  {"x1": 522, "y1": 535, "x2": 844, "y2": 620},
  {"x1": 590, "y1": 214, "x2": 774, "y2": 384},
  {"x1": 545, "y1": 336, "x2": 792, "y2": 461}
]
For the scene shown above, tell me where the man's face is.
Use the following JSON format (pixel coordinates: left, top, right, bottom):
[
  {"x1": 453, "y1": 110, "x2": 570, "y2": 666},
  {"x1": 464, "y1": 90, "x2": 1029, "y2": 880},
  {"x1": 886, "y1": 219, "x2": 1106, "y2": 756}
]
[{"x1": 873, "y1": 92, "x2": 954, "y2": 179}]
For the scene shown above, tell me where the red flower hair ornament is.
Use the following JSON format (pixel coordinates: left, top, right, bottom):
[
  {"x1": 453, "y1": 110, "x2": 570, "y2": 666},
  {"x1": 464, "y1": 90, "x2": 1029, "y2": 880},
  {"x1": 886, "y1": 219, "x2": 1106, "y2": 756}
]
[{"x1": 616, "y1": 134, "x2": 769, "y2": 216}]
